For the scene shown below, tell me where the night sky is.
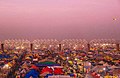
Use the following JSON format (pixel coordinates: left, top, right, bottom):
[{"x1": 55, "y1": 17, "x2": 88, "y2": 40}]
[{"x1": 0, "y1": 0, "x2": 120, "y2": 40}]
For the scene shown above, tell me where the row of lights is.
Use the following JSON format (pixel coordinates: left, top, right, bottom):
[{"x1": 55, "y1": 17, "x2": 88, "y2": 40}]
[{"x1": 0, "y1": 39, "x2": 119, "y2": 50}]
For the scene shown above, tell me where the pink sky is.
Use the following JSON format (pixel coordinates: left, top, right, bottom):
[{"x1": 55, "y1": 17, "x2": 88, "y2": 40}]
[{"x1": 0, "y1": 0, "x2": 120, "y2": 40}]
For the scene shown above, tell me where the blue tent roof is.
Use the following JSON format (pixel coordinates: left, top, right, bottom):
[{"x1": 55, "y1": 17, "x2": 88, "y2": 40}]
[
  {"x1": 25, "y1": 69, "x2": 39, "y2": 78},
  {"x1": 36, "y1": 61, "x2": 60, "y2": 67},
  {"x1": 0, "y1": 54, "x2": 10, "y2": 59}
]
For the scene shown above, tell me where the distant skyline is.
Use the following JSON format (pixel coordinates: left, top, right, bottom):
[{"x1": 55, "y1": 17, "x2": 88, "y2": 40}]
[{"x1": 0, "y1": 0, "x2": 120, "y2": 40}]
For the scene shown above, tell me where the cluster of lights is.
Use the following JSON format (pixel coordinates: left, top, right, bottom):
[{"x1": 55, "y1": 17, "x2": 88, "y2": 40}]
[
  {"x1": 3, "y1": 39, "x2": 30, "y2": 50},
  {"x1": 90, "y1": 39, "x2": 116, "y2": 50},
  {"x1": 61, "y1": 39, "x2": 87, "y2": 50},
  {"x1": 33, "y1": 39, "x2": 59, "y2": 50},
  {"x1": 0, "y1": 39, "x2": 119, "y2": 50}
]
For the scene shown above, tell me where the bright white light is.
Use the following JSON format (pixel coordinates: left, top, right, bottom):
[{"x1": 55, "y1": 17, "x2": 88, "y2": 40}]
[
  {"x1": 34, "y1": 47, "x2": 37, "y2": 49},
  {"x1": 3, "y1": 64, "x2": 9, "y2": 69},
  {"x1": 82, "y1": 45, "x2": 84, "y2": 47},
  {"x1": 57, "y1": 45, "x2": 59, "y2": 47},
  {"x1": 49, "y1": 45, "x2": 52, "y2": 47},
  {"x1": 103, "y1": 44, "x2": 105, "y2": 46},
  {"x1": 103, "y1": 68, "x2": 106, "y2": 70},
  {"x1": 21, "y1": 47, "x2": 24, "y2": 49},
  {"x1": 67, "y1": 57, "x2": 69, "y2": 59},
  {"x1": 75, "y1": 58, "x2": 78, "y2": 60},
  {"x1": 5, "y1": 64, "x2": 9, "y2": 67},
  {"x1": 16, "y1": 47, "x2": 19, "y2": 49},
  {"x1": 106, "y1": 44, "x2": 108, "y2": 45},
  {"x1": 97, "y1": 74, "x2": 100, "y2": 76},
  {"x1": 89, "y1": 63, "x2": 91, "y2": 65},
  {"x1": 74, "y1": 47, "x2": 76, "y2": 49}
]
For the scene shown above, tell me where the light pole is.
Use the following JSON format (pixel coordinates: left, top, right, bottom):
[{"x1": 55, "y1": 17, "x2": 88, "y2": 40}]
[
  {"x1": 1, "y1": 41, "x2": 4, "y2": 52},
  {"x1": 116, "y1": 43, "x2": 119, "y2": 51},
  {"x1": 30, "y1": 43, "x2": 33, "y2": 51}
]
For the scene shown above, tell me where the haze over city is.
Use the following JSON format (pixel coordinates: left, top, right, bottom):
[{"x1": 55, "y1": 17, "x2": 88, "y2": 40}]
[{"x1": 0, "y1": 0, "x2": 120, "y2": 40}]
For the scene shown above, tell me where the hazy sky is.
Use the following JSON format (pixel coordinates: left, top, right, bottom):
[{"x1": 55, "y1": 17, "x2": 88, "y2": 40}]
[{"x1": 0, "y1": 0, "x2": 120, "y2": 40}]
